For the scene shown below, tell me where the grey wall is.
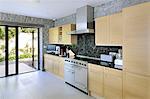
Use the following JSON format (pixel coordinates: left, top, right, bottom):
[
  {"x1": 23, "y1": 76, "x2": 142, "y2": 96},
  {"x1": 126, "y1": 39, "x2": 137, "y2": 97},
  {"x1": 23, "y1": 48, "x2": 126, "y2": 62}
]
[
  {"x1": 55, "y1": 14, "x2": 76, "y2": 27},
  {"x1": 94, "y1": 0, "x2": 150, "y2": 18}
]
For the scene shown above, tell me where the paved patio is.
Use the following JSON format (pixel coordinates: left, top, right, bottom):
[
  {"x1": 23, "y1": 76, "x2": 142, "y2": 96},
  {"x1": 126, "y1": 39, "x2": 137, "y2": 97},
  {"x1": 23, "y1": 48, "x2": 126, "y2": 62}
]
[{"x1": 0, "y1": 63, "x2": 36, "y2": 77}]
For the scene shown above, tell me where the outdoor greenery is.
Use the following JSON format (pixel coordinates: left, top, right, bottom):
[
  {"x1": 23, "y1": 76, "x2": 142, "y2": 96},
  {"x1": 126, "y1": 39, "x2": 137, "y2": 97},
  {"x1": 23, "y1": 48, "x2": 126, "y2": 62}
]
[
  {"x1": 0, "y1": 27, "x2": 5, "y2": 40},
  {"x1": 20, "y1": 27, "x2": 37, "y2": 33},
  {"x1": 0, "y1": 27, "x2": 38, "y2": 62}
]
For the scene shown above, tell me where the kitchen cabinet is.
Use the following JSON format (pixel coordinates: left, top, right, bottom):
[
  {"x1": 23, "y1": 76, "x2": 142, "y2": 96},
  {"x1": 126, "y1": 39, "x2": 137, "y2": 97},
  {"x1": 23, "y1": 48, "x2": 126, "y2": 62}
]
[
  {"x1": 123, "y1": 2, "x2": 150, "y2": 76},
  {"x1": 49, "y1": 24, "x2": 77, "y2": 45},
  {"x1": 123, "y1": 72, "x2": 150, "y2": 99},
  {"x1": 49, "y1": 27, "x2": 59, "y2": 44},
  {"x1": 95, "y1": 12, "x2": 123, "y2": 46},
  {"x1": 104, "y1": 68, "x2": 123, "y2": 99},
  {"x1": 58, "y1": 57, "x2": 64, "y2": 78},
  {"x1": 44, "y1": 54, "x2": 64, "y2": 78},
  {"x1": 88, "y1": 63, "x2": 104, "y2": 97},
  {"x1": 109, "y1": 12, "x2": 123, "y2": 45},
  {"x1": 44, "y1": 54, "x2": 54, "y2": 73},
  {"x1": 62, "y1": 24, "x2": 77, "y2": 44},
  {"x1": 95, "y1": 16, "x2": 109, "y2": 45}
]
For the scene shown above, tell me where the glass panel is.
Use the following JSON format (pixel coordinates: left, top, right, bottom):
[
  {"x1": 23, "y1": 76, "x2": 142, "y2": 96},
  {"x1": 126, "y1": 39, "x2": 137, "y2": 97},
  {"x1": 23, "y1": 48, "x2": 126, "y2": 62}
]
[
  {"x1": 33, "y1": 29, "x2": 38, "y2": 69},
  {"x1": 0, "y1": 26, "x2": 5, "y2": 77},
  {"x1": 8, "y1": 27, "x2": 16, "y2": 75},
  {"x1": 18, "y1": 27, "x2": 36, "y2": 74}
]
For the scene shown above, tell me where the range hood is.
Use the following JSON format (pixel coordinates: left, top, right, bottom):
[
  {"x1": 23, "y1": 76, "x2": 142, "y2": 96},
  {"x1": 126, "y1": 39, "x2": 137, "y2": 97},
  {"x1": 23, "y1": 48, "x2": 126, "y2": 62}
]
[{"x1": 68, "y1": 5, "x2": 94, "y2": 34}]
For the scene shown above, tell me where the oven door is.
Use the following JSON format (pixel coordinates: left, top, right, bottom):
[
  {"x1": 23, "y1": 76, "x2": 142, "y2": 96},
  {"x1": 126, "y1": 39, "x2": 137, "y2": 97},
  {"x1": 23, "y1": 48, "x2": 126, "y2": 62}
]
[
  {"x1": 74, "y1": 66, "x2": 87, "y2": 92},
  {"x1": 64, "y1": 68, "x2": 75, "y2": 85}
]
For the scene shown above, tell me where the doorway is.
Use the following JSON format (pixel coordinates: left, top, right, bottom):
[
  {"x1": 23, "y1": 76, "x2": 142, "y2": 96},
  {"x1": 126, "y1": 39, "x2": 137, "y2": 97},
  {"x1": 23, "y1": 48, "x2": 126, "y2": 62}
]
[{"x1": 0, "y1": 25, "x2": 40, "y2": 77}]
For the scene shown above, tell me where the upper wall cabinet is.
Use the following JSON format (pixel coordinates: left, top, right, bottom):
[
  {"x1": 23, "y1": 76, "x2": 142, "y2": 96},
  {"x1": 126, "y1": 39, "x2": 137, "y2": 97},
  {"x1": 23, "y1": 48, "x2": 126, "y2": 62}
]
[
  {"x1": 95, "y1": 12, "x2": 123, "y2": 46},
  {"x1": 62, "y1": 24, "x2": 77, "y2": 45},
  {"x1": 49, "y1": 24, "x2": 77, "y2": 45},
  {"x1": 95, "y1": 16, "x2": 110, "y2": 45},
  {"x1": 109, "y1": 12, "x2": 123, "y2": 45},
  {"x1": 123, "y1": 2, "x2": 150, "y2": 76},
  {"x1": 49, "y1": 27, "x2": 59, "y2": 44}
]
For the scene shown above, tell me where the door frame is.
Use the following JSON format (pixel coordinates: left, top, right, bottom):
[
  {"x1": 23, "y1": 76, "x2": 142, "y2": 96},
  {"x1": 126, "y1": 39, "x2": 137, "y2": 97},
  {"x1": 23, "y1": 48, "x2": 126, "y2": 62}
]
[
  {"x1": 0, "y1": 25, "x2": 40, "y2": 77},
  {"x1": 5, "y1": 25, "x2": 18, "y2": 76}
]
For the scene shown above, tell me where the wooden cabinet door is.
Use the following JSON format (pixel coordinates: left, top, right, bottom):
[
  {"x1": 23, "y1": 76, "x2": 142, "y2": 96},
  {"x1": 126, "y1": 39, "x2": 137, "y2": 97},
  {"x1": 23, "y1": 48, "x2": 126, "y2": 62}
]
[
  {"x1": 95, "y1": 16, "x2": 109, "y2": 45},
  {"x1": 104, "y1": 68, "x2": 123, "y2": 99},
  {"x1": 123, "y1": 2, "x2": 150, "y2": 76},
  {"x1": 88, "y1": 63, "x2": 104, "y2": 97},
  {"x1": 123, "y1": 72, "x2": 150, "y2": 99},
  {"x1": 44, "y1": 54, "x2": 65, "y2": 78},
  {"x1": 44, "y1": 55, "x2": 54, "y2": 73},
  {"x1": 44, "y1": 58, "x2": 49, "y2": 70},
  {"x1": 52, "y1": 56, "x2": 59, "y2": 75},
  {"x1": 62, "y1": 24, "x2": 72, "y2": 44},
  {"x1": 109, "y1": 12, "x2": 123, "y2": 45},
  {"x1": 62, "y1": 24, "x2": 76, "y2": 45},
  {"x1": 49, "y1": 27, "x2": 59, "y2": 44},
  {"x1": 58, "y1": 58, "x2": 64, "y2": 78}
]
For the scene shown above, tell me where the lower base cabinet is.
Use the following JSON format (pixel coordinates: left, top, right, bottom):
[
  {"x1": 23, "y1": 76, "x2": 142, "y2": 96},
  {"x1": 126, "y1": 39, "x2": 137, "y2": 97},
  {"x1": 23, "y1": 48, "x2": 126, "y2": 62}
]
[
  {"x1": 44, "y1": 54, "x2": 64, "y2": 78},
  {"x1": 88, "y1": 64, "x2": 104, "y2": 98},
  {"x1": 123, "y1": 72, "x2": 150, "y2": 99},
  {"x1": 104, "y1": 68, "x2": 123, "y2": 99},
  {"x1": 88, "y1": 63, "x2": 123, "y2": 99}
]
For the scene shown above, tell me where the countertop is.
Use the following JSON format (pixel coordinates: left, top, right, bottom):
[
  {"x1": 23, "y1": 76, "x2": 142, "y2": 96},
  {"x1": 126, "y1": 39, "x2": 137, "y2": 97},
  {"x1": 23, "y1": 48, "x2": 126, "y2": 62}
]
[{"x1": 45, "y1": 53, "x2": 122, "y2": 71}]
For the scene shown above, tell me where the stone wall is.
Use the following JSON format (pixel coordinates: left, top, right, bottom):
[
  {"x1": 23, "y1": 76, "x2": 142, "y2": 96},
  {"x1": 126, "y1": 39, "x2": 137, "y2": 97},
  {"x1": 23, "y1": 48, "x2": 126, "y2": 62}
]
[
  {"x1": 55, "y1": 14, "x2": 76, "y2": 27},
  {"x1": 94, "y1": 0, "x2": 150, "y2": 18}
]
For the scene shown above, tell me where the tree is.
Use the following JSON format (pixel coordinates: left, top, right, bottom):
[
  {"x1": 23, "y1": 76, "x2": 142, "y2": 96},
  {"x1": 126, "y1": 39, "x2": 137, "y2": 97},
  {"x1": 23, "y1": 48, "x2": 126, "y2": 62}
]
[
  {"x1": 0, "y1": 27, "x2": 16, "y2": 40},
  {"x1": 20, "y1": 27, "x2": 37, "y2": 33},
  {"x1": 8, "y1": 28, "x2": 16, "y2": 40},
  {"x1": 0, "y1": 27, "x2": 5, "y2": 40}
]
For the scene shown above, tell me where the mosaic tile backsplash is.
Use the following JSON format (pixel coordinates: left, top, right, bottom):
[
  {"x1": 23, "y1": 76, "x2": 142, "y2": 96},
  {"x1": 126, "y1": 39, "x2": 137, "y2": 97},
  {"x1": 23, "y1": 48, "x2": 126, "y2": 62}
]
[{"x1": 72, "y1": 34, "x2": 122, "y2": 58}]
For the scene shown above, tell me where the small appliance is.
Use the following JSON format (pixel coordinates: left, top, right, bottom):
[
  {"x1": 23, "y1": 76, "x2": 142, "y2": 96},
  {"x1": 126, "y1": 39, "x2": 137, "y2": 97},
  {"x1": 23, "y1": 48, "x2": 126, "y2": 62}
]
[
  {"x1": 55, "y1": 46, "x2": 60, "y2": 55},
  {"x1": 46, "y1": 44, "x2": 56, "y2": 54},
  {"x1": 100, "y1": 54, "x2": 115, "y2": 68}
]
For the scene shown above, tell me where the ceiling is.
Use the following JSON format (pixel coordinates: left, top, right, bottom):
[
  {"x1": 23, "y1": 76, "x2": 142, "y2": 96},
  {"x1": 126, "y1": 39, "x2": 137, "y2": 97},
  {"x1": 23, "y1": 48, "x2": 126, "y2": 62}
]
[{"x1": 0, "y1": 0, "x2": 113, "y2": 19}]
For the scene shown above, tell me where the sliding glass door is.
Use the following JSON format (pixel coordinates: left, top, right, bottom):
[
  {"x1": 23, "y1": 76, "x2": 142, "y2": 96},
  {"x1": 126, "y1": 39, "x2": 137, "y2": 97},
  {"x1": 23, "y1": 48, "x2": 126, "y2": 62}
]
[
  {"x1": 0, "y1": 26, "x2": 5, "y2": 77},
  {"x1": 0, "y1": 25, "x2": 39, "y2": 77},
  {"x1": 8, "y1": 27, "x2": 18, "y2": 75},
  {"x1": 18, "y1": 27, "x2": 39, "y2": 74}
]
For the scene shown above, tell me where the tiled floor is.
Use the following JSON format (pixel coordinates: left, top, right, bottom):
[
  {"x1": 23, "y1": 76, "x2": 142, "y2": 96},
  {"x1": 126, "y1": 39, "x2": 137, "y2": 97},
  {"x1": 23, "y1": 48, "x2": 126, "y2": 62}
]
[{"x1": 0, "y1": 71, "x2": 95, "y2": 99}]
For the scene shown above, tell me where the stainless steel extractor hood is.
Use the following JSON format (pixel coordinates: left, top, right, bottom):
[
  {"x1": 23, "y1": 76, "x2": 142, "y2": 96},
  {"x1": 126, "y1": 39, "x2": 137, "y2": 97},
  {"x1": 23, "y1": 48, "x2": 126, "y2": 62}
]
[{"x1": 68, "y1": 5, "x2": 94, "y2": 34}]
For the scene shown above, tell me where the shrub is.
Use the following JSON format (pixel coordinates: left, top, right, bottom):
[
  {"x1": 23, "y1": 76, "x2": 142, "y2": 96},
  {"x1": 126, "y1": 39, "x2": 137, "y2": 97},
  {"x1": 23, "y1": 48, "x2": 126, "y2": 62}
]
[
  {"x1": 0, "y1": 56, "x2": 4, "y2": 62},
  {"x1": 19, "y1": 53, "x2": 32, "y2": 59}
]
